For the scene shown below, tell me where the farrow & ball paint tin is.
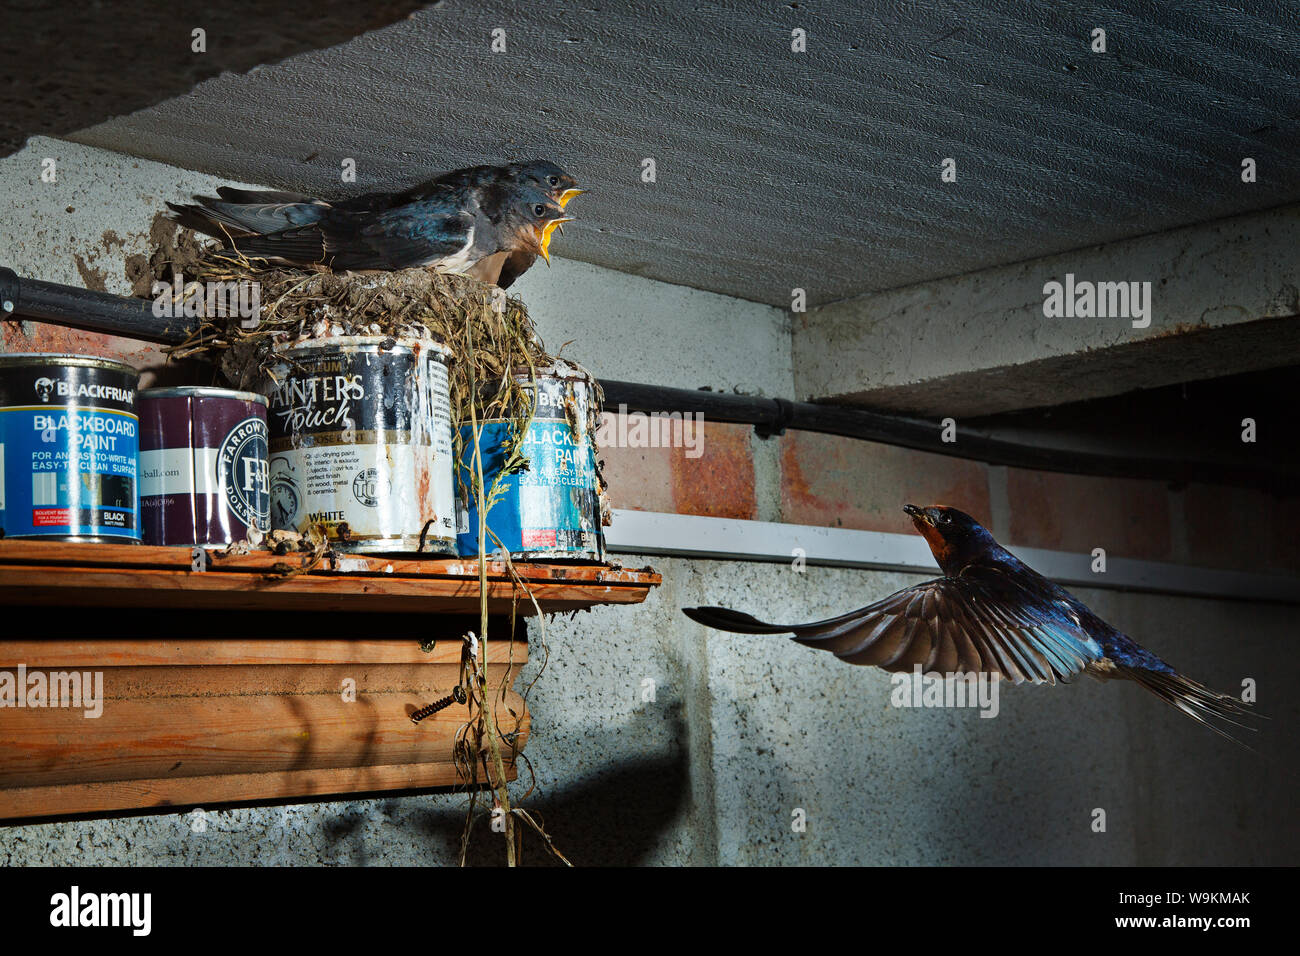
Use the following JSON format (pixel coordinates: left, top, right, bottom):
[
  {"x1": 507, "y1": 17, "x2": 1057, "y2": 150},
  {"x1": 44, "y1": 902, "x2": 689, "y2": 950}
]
[{"x1": 138, "y1": 387, "x2": 271, "y2": 547}]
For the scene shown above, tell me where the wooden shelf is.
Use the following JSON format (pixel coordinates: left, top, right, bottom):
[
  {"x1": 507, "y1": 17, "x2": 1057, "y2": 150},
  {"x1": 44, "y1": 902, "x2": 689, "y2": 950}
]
[
  {"x1": 0, "y1": 540, "x2": 660, "y2": 615},
  {"x1": 0, "y1": 632, "x2": 529, "y2": 822},
  {"x1": 0, "y1": 541, "x2": 659, "y2": 821}
]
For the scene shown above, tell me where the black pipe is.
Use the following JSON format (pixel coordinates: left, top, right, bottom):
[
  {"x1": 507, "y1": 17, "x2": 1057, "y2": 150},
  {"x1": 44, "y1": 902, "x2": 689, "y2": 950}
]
[
  {"x1": 0, "y1": 267, "x2": 191, "y2": 344},
  {"x1": 0, "y1": 267, "x2": 1288, "y2": 489},
  {"x1": 598, "y1": 380, "x2": 1289, "y2": 489}
]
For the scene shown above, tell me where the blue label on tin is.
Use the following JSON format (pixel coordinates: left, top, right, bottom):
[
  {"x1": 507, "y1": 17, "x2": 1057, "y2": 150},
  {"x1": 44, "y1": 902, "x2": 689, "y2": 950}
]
[
  {"x1": 0, "y1": 406, "x2": 139, "y2": 539},
  {"x1": 456, "y1": 419, "x2": 603, "y2": 558}
]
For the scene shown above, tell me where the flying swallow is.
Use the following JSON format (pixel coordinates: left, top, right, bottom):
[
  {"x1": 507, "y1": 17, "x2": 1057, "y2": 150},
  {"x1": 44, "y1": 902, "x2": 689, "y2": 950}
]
[
  {"x1": 684, "y1": 504, "x2": 1257, "y2": 747},
  {"x1": 167, "y1": 160, "x2": 580, "y2": 281}
]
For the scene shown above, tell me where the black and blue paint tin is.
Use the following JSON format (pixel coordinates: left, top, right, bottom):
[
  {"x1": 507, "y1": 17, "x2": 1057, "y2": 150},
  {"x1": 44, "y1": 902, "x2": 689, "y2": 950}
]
[
  {"x1": 0, "y1": 353, "x2": 140, "y2": 542},
  {"x1": 456, "y1": 362, "x2": 605, "y2": 561}
]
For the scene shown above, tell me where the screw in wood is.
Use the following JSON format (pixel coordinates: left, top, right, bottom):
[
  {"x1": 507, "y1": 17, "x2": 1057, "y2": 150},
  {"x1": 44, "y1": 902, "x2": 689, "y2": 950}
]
[{"x1": 410, "y1": 685, "x2": 468, "y2": 723}]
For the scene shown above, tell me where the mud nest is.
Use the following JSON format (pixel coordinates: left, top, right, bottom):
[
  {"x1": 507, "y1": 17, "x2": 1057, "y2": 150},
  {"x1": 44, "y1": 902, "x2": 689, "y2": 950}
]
[{"x1": 140, "y1": 235, "x2": 600, "y2": 418}]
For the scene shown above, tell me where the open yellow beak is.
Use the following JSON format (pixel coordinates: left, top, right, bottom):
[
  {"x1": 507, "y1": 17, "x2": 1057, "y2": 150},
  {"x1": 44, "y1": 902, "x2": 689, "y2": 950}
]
[
  {"x1": 556, "y1": 190, "x2": 584, "y2": 234},
  {"x1": 539, "y1": 217, "x2": 574, "y2": 264}
]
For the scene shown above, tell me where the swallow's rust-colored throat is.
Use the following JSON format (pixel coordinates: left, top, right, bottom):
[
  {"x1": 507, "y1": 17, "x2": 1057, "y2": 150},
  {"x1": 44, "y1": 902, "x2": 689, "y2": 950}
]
[{"x1": 905, "y1": 504, "x2": 956, "y2": 568}]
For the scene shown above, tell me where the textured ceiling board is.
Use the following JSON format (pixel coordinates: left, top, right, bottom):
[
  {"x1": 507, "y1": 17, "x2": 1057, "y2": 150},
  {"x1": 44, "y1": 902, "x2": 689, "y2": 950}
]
[
  {"x1": 0, "y1": 0, "x2": 427, "y2": 157},
  {"x1": 66, "y1": 1, "x2": 1300, "y2": 307}
]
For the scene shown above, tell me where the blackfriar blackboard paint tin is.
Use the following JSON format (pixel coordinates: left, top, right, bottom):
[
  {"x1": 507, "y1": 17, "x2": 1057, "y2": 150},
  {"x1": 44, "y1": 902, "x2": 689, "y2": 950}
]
[
  {"x1": 0, "y1": 353, "x2": 140, "y2": 542},
  {"x1": 267, "y1": 337, "x2": 456, "y2": 554},
  {"x1": 456, "y1": 362, "x2": 606, "y2": 562},
  {"x1": 138, "y1": 387, "x2": 271, "y2": 547}
]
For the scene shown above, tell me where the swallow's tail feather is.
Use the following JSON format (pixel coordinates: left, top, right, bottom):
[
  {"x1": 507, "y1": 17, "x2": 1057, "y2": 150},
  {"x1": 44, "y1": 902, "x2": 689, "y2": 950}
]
[
  {"x1": 215, "y1": 186, "x2": 318, "y2": 205},
  {"x1": 167, "y1": 196, "x2": 330, "y2": 239},
  {"x1": 216, "y1": 230, "x2": 331, "y2": 266},
  {"x1": 1119, "y1": 665, "x2": 1261, "y2": 750},
  {"x1": 164, "y1": 201, "x2": 245, "y2": 238},
  {"x1": 681, "y1": 606, "x2": 795, "y2": 634}
]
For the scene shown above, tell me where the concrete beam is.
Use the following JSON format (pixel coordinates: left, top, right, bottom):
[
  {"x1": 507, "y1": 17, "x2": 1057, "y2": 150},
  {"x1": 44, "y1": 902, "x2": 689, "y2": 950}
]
[
  {"x1": 793, "y1": 204, "x2": 1300, "y2": 416},
  {"x1": 0, "y1": 1, "x2": 426, "y2": 156}
]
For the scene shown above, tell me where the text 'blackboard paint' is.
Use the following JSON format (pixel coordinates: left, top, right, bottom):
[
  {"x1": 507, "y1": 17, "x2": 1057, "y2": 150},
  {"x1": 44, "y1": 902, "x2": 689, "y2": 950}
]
[
  {"x1": 456, "y1": 361, "x2": 605, "y2": 561},
  {"x1": 0, "y1": 353, "x2": 140, "y2": 542}
]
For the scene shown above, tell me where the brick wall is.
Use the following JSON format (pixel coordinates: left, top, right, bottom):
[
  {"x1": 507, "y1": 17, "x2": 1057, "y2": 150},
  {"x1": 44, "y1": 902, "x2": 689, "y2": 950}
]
[{"x1": 599, "y1": 410, "x2": 1298, "y2": 575}]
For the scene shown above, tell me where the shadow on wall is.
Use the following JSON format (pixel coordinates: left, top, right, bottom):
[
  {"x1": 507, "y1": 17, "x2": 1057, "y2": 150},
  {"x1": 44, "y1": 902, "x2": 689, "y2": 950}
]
[{"x1": 321, "y1": 710, "x2": 692, "y2": 867}]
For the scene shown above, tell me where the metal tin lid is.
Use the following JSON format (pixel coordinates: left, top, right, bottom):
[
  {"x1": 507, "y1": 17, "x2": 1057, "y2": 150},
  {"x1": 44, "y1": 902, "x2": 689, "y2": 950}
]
[
  {"x1": 139, "y1": 386, "x2": 268, "y2": 405},
  {"x1": 0, "y1": 352, "x2": 140, "y2": 376},
  {"x1": 277, "y1": 335, "x2": 452, "y2": 359},
  {"x1": 515, "y1": 358, "x2": 598, "y2": 385}
]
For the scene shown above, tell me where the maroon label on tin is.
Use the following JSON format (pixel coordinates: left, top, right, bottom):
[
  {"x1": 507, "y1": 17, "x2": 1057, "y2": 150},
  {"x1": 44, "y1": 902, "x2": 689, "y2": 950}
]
[{"x1": 139, "y1": 393, "x2": 270, "y2": 546}]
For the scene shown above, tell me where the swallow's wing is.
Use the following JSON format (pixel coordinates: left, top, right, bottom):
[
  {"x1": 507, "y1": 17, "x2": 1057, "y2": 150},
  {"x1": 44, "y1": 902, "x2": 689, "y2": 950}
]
[
  {"x1": 216, "y1": 186, "x2": 319, "y2": 205},
  {"x1": 341, "y1": 204, "x2": 474, "y2": 270},
  {"x1": 685, "y1": 568, "x2": 1104, "y2": 685}
]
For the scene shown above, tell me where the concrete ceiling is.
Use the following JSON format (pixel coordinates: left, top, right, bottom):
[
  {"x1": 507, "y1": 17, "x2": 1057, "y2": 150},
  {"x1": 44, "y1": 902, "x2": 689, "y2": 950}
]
[
  {"x1": 0, "y1": 0, "x2": 425, "y2": 156},
  {"x1": 66, "y1": 0, "x2": 1300, "y2": 308}
]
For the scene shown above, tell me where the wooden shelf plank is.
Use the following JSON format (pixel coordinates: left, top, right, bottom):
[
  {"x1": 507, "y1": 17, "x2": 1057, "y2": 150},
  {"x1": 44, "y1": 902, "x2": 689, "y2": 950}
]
[
  {"x1": 1, "y1": 761, "x2": 513, "y2": 822},
  {"x1": 0, "y1": 540, "x2": 660, "y2": 615},
  {"x1": 0, "y1": 534, "x2": 656, "y2": 819},
  {"x1": 0, "y1": 634, "x2": 529, "y2": 822},
  {"x1": 0, "y1": 638, "x2": 520, "y2": 667},
  {"x1": 0, "y1": 689, "x2": 529, "y2": 787}
]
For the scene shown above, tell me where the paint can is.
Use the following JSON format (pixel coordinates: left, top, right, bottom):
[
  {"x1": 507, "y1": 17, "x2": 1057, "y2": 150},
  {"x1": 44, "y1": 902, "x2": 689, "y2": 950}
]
[
  {"x1": 456, "y1": 361, "x2": 606, "y2": 561},
  {"x1": 266, "y1": 336, "x2": 456, "y2": 554},
  {"x1": 138, "y1": 387, "x2": 270, "y2": 547},
  {"x1": 0, "y1": 353, "x2": 140, "y2": 542}
]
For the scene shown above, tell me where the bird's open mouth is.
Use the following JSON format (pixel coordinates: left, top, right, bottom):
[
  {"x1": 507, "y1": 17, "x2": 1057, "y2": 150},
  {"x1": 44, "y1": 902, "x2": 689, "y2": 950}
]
[
  {"x1": 555, "y1": 190, "x2": 583, "y2": 235},
  {"x1": 903, "y1": 503, "x2": 932, "y2": 525},
  {"x1": 538, "y1": 217, "x2": 573, "y2": 263}
]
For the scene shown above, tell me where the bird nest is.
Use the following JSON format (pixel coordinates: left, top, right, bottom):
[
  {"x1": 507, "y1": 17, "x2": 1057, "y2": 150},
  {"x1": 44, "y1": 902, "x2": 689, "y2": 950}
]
[
  {"x1": 163, "y1": 249, "x2": 568, "y2": 427},
  {"x1": 146, "y1": 243, "x2": 606, "y2": 527},
  {"x1": 136, "y1": 229, "x2": 597, "y2": 866}
]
